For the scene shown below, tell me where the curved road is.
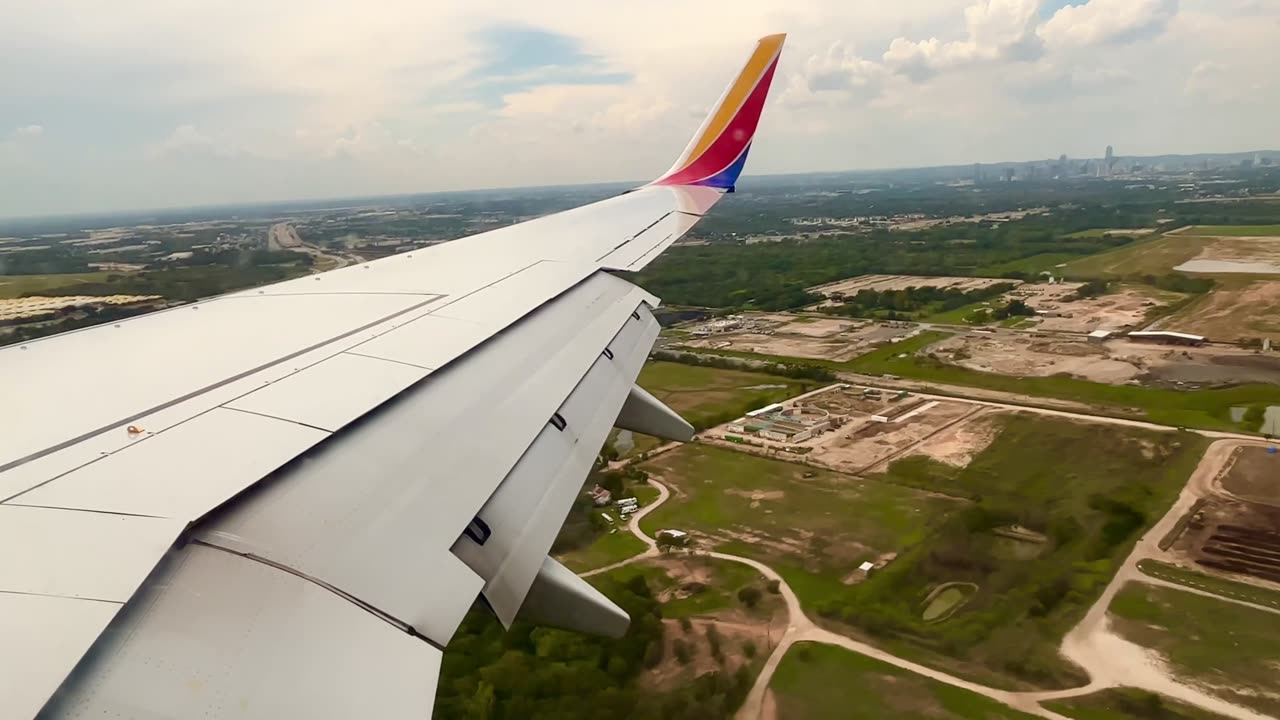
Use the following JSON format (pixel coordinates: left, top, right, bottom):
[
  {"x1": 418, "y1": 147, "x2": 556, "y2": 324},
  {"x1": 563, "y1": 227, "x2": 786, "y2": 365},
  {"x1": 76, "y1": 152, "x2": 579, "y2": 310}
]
[{"x1": 580, "y1": 438, "x2": 1277, "y2": 720}]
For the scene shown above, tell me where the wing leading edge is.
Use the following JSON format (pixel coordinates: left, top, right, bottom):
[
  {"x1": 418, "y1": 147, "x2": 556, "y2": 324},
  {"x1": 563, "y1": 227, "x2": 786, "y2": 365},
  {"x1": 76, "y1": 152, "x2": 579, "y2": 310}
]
[{"x1": 11, "y1": 34, "x2": 786, "y2": 720}]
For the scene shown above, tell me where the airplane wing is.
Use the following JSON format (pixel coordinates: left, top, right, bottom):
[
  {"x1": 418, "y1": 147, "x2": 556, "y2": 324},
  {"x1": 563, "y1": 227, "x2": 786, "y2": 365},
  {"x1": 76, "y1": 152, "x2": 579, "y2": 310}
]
[{"x1": 0, "y1": 33, "x2": 785, "y2": 719}]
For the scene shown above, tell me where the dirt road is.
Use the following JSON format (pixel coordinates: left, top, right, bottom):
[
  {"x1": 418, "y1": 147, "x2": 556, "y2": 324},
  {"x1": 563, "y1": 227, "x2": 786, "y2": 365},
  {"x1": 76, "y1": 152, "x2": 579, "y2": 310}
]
[{"x1": 1054, "y1": 439, "x2": 1278, "y2": 720}]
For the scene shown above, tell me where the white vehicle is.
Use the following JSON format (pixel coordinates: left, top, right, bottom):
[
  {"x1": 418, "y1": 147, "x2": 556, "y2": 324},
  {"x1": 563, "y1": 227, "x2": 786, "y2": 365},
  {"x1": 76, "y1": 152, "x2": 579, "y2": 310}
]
[{"x1": 0, "y1": 33, "x2": 786, "y2": 720}]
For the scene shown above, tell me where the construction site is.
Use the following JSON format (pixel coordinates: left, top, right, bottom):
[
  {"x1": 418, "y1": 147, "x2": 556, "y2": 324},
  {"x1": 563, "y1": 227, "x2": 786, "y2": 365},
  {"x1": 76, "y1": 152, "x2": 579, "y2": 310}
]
[
  {"x1": 1004, "y1": 282, "x2": 1179, "y2": 333},
  {"x1": 807, "y1": 274, "x2": 1019, "y2": 308},
  {"x1": 1168, "y1": 445, "x2": 1280, "y2": 586},
  {"x1": 708, "y1": 384, "x2": 1004, "y2": 476},
  {"x1": 681, "y1": 313, "x2": 917, "y2": 362},
  {"x1": 928, "y1": 333, "x2": 1280, "y2": 387}
]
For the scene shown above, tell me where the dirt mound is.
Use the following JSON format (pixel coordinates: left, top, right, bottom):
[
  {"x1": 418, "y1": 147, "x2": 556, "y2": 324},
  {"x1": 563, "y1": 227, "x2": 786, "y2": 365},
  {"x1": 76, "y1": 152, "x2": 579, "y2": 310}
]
[{"x1": 1029, "y1": 341, "x2": 1106, "y2": 357}]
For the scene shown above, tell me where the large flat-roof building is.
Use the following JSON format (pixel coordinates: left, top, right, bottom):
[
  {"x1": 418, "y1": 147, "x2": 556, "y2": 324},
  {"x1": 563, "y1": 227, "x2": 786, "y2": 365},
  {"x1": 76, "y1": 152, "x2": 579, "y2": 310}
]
[{"x1": 1127, "y1": 330, "x2": 1206, "y2": 346}]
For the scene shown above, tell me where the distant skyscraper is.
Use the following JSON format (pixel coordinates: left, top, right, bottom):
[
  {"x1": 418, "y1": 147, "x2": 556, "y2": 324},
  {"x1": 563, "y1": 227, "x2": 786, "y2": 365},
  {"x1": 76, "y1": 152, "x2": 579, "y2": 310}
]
[{"x1": 1104, "y1": 145, "x2": 1115, "y2": 176}]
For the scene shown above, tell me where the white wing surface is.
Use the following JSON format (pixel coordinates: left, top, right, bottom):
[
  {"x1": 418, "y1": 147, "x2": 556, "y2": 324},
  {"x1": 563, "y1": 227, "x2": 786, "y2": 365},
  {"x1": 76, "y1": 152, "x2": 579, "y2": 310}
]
[{"x1": 1, "y1": 33, "x2": 785, "y2": 719}]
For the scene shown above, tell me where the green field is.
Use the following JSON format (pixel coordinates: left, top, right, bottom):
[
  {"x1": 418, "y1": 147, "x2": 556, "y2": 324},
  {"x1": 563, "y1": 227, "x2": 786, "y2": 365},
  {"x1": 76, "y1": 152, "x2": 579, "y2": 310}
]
[
  {"x1": 840, "y1": 416, "x2": 1208, "y2": 688},
  {"x1": 1045, "y1": 688, "x2": 1232, "y2": 720},
  {"x1": 924, "y1": 301, "x2": 998, "y2": 325},
  {"x1": 638, "y1": 444, "x2": 962, "y2": 609},
  {"x1": 1136, "y1": 559, "x2": 1280, "y2": 610},
  {"x1": 978, "y1": 252, "x2": 1083, "y2": 276},
  {"x1": 1064, "y1": 233, "x2": 1205, "y2": 278},
  {"x1": 559, "y1": 529, "x2": 647, "y2": 573},
  {"x1": 636, "y1": 360, "x2": 811, "y2": 431},
  {"x1": 770, "y1": 643, "x2": 1038, "y2": 719},
  {"x1": 0, "y1": 272, "x2": 112, "y2": 299},
  {"x1": 1109, "y1": 583, "x2": 1280, "y2": 717},
  {"x1": 1180, "y1": 224, "x2": 1280, "y2": 237},
  {"x1": 593, "y1": 556, "x2": 778, "y2": 619}
]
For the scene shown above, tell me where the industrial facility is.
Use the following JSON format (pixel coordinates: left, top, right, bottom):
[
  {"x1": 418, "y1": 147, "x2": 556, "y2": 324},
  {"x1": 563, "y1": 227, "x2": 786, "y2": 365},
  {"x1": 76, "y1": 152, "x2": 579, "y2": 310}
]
[{"x1": 727, "y1": 403, "x2": 836, "y2": 443}]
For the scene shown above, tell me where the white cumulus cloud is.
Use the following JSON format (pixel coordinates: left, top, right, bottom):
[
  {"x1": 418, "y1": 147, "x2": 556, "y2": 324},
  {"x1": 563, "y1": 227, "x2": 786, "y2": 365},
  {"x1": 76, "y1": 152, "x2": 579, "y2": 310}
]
[{"x1": 1039, "y1": 0, "x2": 1180, "y2": 48}]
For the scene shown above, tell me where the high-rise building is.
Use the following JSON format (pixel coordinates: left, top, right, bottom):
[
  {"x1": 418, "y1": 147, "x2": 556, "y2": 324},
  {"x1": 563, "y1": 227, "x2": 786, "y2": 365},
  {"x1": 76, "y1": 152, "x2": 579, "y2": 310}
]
[{"x1": 1104, "y1": 145, "x2": 1115, "y2": 176}]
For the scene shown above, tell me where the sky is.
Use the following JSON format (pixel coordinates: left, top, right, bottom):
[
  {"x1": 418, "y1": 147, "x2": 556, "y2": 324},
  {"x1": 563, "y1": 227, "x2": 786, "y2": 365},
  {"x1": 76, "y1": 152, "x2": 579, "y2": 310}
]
[{"x1": 1, "y1": 0, "x2": 1277, "y2": 217}]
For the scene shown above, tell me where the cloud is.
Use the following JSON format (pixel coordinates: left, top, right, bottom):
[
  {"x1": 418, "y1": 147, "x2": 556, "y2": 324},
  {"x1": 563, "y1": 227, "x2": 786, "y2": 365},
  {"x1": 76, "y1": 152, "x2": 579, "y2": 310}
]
[
  {"x1": 3, "y1": 0, "x2": 1278, "y2": 217},
  {"x1": 1039, "y1": 0, "x2": 1179, "y2": 48},
  {"x1": 11, "y1": 125, "x2": 43, "y2": 138},
  {"x1": 144, "y1": 125, "x2": 217, "y2": 159},
  {"x1": 882, "y1": 0, "x2": 1042, "y2": 81}
]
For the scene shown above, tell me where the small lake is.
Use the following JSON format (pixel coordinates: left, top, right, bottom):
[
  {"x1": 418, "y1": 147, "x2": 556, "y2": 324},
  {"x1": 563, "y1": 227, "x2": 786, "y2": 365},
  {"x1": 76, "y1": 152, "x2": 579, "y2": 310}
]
[
  {"x1": 1174, "y1": 259, "x2": 1280, "y2": 274},
  {"x1": 1230, "y1": 406, "x2": 1280, "y2": 434}
]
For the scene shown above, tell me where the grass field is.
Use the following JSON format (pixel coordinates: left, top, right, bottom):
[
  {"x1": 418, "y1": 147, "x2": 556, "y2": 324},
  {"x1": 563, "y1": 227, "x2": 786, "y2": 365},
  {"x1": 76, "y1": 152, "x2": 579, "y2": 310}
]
[
  {"x1": 978, "y1": 253, "x2": 1087, "y2": 277},
  {"x1": 1136, "y1": 559, "x2": 1280, "y2": 611},
  {"x1": 1045, "y1": 688, "x2": 1232, "y2": 719},
  {"x1": 638, "y1": 444, "x2": 962, "y2": 609},
  {"x1": 559, "y1": 529, "x2": 647, "y2": 573},
  {"x1": 636, "y1": 361, "x2": 811, "y2": 431},
  {"x1": 770, "y1": 642, "x2": 1039, "y2": 719},
  {"x1": 924, "y1": 301, "x2": 997, "y2": 325},
  {"x1": 845, "y1": 415, "x2": 1208, "y2": 688},
  {"x1": 0, "y1": 272, "x2": 112, "y2": 299},
  {"x1": 591, "y1": 556, "x2": 778, "y2": 619},
  {"x1": 1179, "y1": 225, "x2": 1280, "y2": 237},
  {"x1": 1064, "y1": 233, "x2": 1205, "y2": 278},
  {"x1": 1109, "y1": 583, "x2": 1280, "y2": 718}
]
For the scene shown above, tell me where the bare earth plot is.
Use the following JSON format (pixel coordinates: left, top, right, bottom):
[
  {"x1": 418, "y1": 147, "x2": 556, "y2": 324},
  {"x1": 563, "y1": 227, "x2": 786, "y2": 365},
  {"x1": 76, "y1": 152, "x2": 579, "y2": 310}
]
[
  {"x1": 1220, "y1": 446, "x2": 1280, "y2": 505},
  {"x1": 684, "y1": 313, "x2": 916, "y2": 362},
  {"x1": 1160, "y1": 280, "x2": 1280, "y2": 342},
  {"x1": 810, "y1": 274, "x2": 1019, "y2": 298},
  {"x1": 810, "y1": 401, "x2": 978, "y2": 474},
  {"x1": 929, "y1": 334, "x2": 1280, "y2": 387},
  {"x1": 1033, "y1": 285, "x2": 1185, "y2": 333}
]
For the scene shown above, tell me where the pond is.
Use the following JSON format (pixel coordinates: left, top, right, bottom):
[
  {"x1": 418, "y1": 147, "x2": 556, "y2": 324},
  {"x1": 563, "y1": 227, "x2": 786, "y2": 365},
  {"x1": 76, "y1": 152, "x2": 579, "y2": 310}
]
[{"x1": 1230, "y1": 406, "x2": 1280, "y2": 434}]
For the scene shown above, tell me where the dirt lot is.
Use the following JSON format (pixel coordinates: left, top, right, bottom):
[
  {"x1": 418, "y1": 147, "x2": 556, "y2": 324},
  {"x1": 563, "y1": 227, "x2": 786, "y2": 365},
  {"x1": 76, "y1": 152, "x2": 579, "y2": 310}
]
[
  {"x1": 1034, "y1": 285, "x2": 1182, "y2": 333},
  {"x1": 903, "y1": 411, "x2": 1005, "y2": 468},
  {"x1": 931, "y1": 334, "x2": 1280, "y2": 386},
  {"x1": 932, "y1": 334, "x2": 1144, "y2": 383},
  {"x1": 684, "y1": 313, "x2": 917, "y2": 362},
  {"x1": 1220, "y1": 446, "x2": 1280, "y2": 505},
  {"x1": 809, "y1": 274, "x2": 1018, "y2": 298},
  {"x1": 998, "y1": 283, "x2": 1183, "y2": 334},
  {"x1": 1160, "y1": 280, "x2": 1280, "y2": 341},
  {"x1": 1170, "y1": 496, "x2": 1280, "y2": 586},
  {"x1": 808, "y1": 400, "x2": 979, "y2": 473}
]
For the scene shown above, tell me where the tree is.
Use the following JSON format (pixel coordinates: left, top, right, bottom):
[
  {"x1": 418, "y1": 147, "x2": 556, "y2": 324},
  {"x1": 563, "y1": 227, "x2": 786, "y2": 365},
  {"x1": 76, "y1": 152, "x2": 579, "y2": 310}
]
[
  {"x1": 737, "y1": 586, "x2": 763, "y2": 609},
  {"x1": 766, "y1": 579, "x2": 781, "y2": 594},
  {"x1": 742, "y1": 640, "x2": 758, "y2": 659},
  {"x1": 673, "y1": 638, "x2": 693, "y2": 665},
  {"x1": 678, "y1": 616, "x2": 693, "y2": 633}
]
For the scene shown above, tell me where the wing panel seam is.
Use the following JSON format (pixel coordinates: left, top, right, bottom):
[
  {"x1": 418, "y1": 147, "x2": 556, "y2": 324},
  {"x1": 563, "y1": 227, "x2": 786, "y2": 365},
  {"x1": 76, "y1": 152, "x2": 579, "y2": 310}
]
[
  {"x1": 191, "y1": 539, "x2": 447, "y2": 652},
  {"x1": 0, "y1": 294, "x2": 446, "y2": 475}
]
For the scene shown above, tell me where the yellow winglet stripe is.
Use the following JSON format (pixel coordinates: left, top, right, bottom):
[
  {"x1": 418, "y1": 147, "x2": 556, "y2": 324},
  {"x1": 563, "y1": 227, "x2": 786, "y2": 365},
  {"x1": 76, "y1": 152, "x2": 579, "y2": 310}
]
[{"x1": 680, "y1": 34, "x2": 785, "y2": 171}]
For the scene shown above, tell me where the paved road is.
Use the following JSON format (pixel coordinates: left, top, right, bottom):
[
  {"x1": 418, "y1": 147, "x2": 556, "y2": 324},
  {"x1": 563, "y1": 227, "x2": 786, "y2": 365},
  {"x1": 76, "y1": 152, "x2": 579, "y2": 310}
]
[{"x1": 577, "y1": 437, "x2": 1276, "y2": 720}]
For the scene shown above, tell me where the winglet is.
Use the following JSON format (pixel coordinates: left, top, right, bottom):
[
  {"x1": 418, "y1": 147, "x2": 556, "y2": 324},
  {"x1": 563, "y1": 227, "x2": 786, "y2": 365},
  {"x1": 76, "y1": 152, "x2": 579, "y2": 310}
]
[{"x1": 650, "y1": 33, "x2": 786, "y2": 191}]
